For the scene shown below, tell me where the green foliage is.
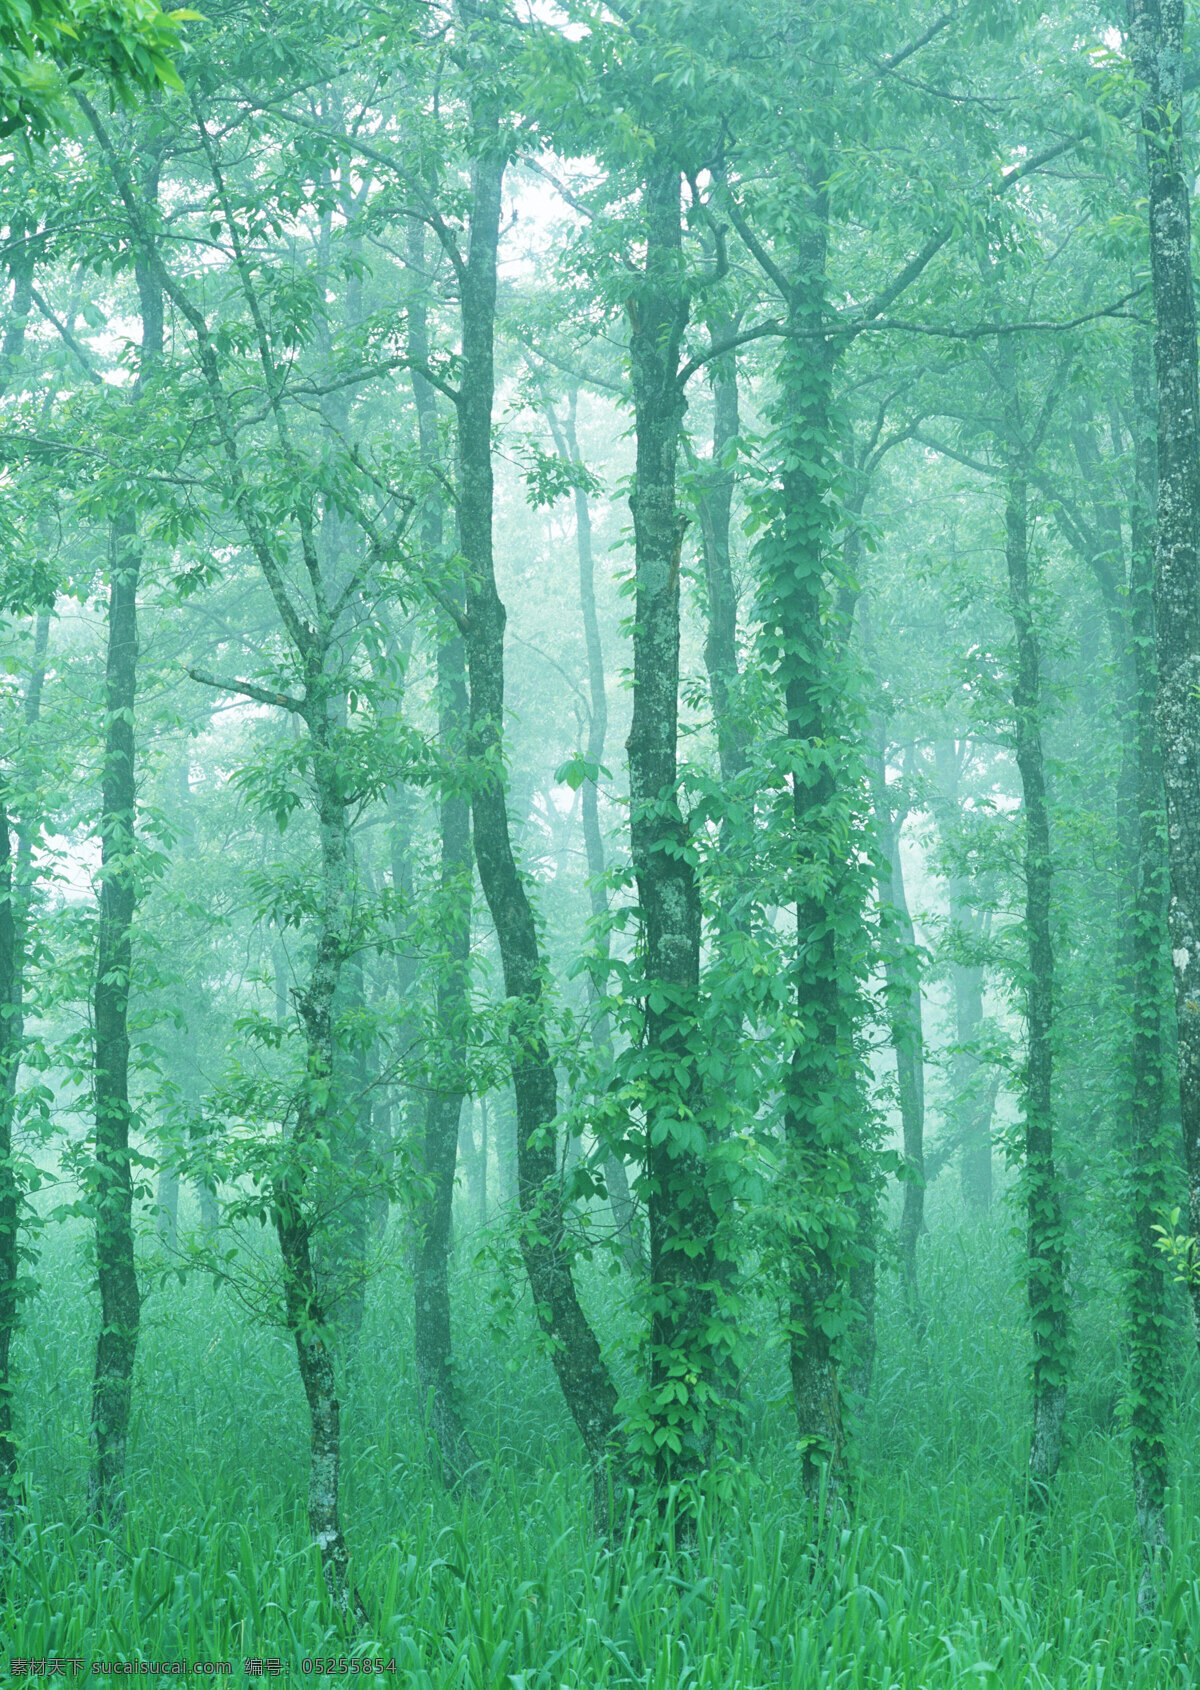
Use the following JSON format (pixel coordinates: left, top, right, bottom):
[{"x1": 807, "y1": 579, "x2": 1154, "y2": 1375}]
[
  {"x1": 3, "y1": 1218, "x2": 1199, "y2": 1683},
  {"x1": 0, "y1": 0, "x2": 194, "y2": 140}
]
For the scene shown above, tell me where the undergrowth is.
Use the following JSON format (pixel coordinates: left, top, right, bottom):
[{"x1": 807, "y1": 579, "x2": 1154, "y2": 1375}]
[{"x1": 3, "y1": 1208, "x2": 1199, "y2": 1688}]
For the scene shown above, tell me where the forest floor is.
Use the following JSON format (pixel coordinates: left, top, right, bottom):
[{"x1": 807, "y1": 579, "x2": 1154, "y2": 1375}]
[{"x1": 3, "y1": 1208, "x2": 1199, "y2": 1688}]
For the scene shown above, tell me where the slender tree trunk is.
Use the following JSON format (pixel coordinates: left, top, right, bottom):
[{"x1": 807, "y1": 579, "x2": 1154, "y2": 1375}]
[
  {"x1": 89, "y1": 252, "x2": 162, "y2": 1526},
  {"x1": 1001, "y1": 456, "x2": 1068, "y2": 1503},
  {"x1": 455, "y1": 113, "x2": 622, "y2": 1518},
  {"x1": 955, "y1": 955, "x2": 995, "y2": 1211},
  {"x1": 626, "y1": 161, "x2": 723, "y2": 1485},
  {"x1": 869, "y1": 733, "x2": 925, "y2": 1320},
  {"x1": 408, "y1": 217, "x2": 475, "y2": 1485},
  {"x1": 477, "y1": 1095, "x2": 488, "y2": 1225},
  {"x1": 696, "y1": 332, "x2": 747, "y2": 793},
  {"x1": 1128, "y1": 0, "x2": 1200, "y2": 1354},
  {"x1": 414, "y1": 625, "x2": 474, "y2": 1484},
  {"x1": 543, "y1": 390, "x2": 641, "y2": 1272},
  {"x1": 931, "y1": 742, "x2": 995, "y2": 1211},
  {"x1": 90, "y1": 505, "x2": 145, "y2": 1526},
  {"x1": 322, "y1": 939, "x2": 373, "y2": 1361},
  {"x1": 0, "y1": 799, "x2": 17, "y2": 1524},
  {"x1": 1126, "y1": 344, "x2": 1173, "y2": 1604},
  {"x1": 0, "y1": 610, "x2": 48, "y2": 1531}
]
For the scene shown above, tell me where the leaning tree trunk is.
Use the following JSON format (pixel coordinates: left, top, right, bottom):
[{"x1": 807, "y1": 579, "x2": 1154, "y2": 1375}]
[
  {"x1": 89, "y1": 254, "x2": 162, "y2": 1526},
  {"x1": 455, "y1": 114, "x2": 622, "y2": 1521},
  {"x1": 1129, "y1": 0, "x2": 1200, "y2": 1354},
  {"x1": 1001, "y1": 456, "x2": 1068, "y2": 1504}
]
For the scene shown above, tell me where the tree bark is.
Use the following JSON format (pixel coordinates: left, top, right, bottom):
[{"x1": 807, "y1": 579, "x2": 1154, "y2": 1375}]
[
  {"x1": 1001, "y1": 455, "x2": 1068, "y2": 1503},
  {"x1": 407, "y1": 216, "x2": 475, "y2": 1486},
  {"x1": 869, "y1": 734, "x2": 925, "y2": 1321},
  {"x1": 695, "y1": 329, "x2": 747, "y2": 793},
  {"x1": 1126, "y1": 342, "x2": 1173, "y2": 1603},
  {"x1": 0, "y1": 798, "x2": 17, "y2": 1523},
  {"x1": 0, "y1": 611, "x2": 48, "y2": 1531},
  {"x1": 626, "y1": 160, "x2": 724, "y2": 1485},
  {"x1": 454, "y1": 105, "x2": 622, "y2": 1518},
  {"x1": 89, "y1": 250, "x2": 162, "y2": 1526},
  {"x1": 931, "y1": 742, "x2": 995, "y2": 1212},
  {"x1": 274, "y1": 702, "x2": 362, "y2": 1615},
  {"x1": 760, "y1": 207, "x2": 856, "y2": 1509},
  {"x1": 1128, "y1": 0, "x2": 1200, "y2": 1354},
  {"x1": 543, "y1": 390, "x2": 642, "y2": 1271},
  {"x1": 414, "y1": 625, "x2": 475, "y2": 1484}
]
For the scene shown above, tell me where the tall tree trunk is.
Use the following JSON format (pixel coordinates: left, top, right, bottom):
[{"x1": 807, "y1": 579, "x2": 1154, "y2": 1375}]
[
  {"x1": 414, "y1": 625, "x2": 474, "y2": 1484},
  {"x1": 1001, "y1": 453, "x2": 1068, "y2": 1503},
  {"x1": 0, "y1": 610, "x2": 48, "y2": 1532},
  {"x1": 759, "y1": 206, "x2": 858, "y2": 1509},
  {"x1": 691, "y1": 336, "x2": 749, "y2": 1414},
  {"x1": 626, "y1": 160, "x2": 723, "y2": 1485},
  {"x1": 1126, "y1": 343, "x2": 1173, "y2": 1603},
  {"x1": 1128, "y1": 0, "x2": 1200, "y2": 1353},
  {"x1": 0, "y1": 798, "x2": 17, "y2": 1525},
  {"x1": 543, "y1": 390, "x2": 641, "y2": 1271},
  {"x1": 273, "y1": 704, "x2": 362, "y2": 1616},
  {"x1": 89, "y1": 252, "x2": 162, "y2": 1525},
  {"x1": 408, "y1": 218, "x2": 475, "y2": 1486},
  {"x1": 455, "y1": 110, "x2": 622, "y2": 1518}
]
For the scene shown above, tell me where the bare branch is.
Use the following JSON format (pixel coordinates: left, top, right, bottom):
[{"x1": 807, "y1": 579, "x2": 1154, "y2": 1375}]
[{"x1": 187, "y1": 668, "x2": 306, "y2": 713}]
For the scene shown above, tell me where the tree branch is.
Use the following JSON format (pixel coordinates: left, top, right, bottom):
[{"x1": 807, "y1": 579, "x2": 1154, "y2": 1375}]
[{"x1": 187, "y1": 668, "x2": 306, "y2": 713}]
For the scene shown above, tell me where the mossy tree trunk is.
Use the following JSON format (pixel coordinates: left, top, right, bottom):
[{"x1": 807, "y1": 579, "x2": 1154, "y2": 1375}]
[
  {"x1": 1128, "y1": 0, "x2": 1200, "y2": 1356},
  {"x1": 626, "y1": 160, "x2": 726, "y2": 1487},
  {"x1": 994, "y1": 359, "x2": 1069, "y2": 1500}
]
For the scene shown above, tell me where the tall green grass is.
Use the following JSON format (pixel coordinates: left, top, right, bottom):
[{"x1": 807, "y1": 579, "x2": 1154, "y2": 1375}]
[{"x1": 4, "y1": 1211, "x2": 1199, "y2": 1688}]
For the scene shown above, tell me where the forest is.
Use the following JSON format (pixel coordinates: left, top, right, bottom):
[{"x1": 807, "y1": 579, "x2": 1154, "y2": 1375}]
[{"x1": 4, "y1": 0, "x2": 1200, "y2": 1684}]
